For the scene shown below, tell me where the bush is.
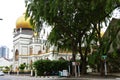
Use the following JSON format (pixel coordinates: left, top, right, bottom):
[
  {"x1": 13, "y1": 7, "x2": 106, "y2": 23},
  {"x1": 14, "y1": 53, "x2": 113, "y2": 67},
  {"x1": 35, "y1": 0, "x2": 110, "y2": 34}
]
[
  {"x1": 88, "y1": 52, "x2": 98, "y2": 71},
  {"x1": 33, "y1": 60, "x2": 68, "y2": 76},
  {"x1": 19, "y1": 63, "x2": 26, "y2": 72},
  {"x1": 88, "y1": 50, "x2": 120, "y2": 73},
  {"x1": 107, "y1": 51, "x2": 120, "y2": 72},
  {"x1": 3, "y1": 66, "x2": 10, "y2": 73}
]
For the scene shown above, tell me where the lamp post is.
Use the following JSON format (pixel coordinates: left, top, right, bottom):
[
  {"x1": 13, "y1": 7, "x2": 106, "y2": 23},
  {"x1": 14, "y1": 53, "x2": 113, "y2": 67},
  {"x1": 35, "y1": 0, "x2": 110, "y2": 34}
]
[
  {"x1": 0, "y1": 18, "x2": 3, "y2": 20},
  {"x1": 102, "y1": 55, "x2": 107, "y2": 76}
]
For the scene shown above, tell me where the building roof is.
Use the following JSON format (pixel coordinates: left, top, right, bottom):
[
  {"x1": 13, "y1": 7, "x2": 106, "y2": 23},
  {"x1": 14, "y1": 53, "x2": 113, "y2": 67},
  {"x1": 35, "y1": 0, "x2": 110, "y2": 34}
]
[
  {"x1": 16, "y1": 13, "x2": 32, "y2": 29},
  {"x1": 13, "y1": 29, "x2": 33, "y2": 37}
]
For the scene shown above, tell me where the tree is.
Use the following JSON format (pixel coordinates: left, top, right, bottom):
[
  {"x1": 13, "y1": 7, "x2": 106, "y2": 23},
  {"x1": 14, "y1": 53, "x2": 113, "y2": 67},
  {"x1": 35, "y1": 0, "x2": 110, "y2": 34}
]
[{"x1": 25, "y1": 0, "x2": 120, "y2": 75}]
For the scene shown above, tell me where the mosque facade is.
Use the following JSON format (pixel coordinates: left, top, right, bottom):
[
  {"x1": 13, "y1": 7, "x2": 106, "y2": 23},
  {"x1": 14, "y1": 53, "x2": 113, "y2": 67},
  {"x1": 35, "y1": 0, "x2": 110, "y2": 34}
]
[{"x1": 12, "y1": 14, "x2": 73, "y2": 71}]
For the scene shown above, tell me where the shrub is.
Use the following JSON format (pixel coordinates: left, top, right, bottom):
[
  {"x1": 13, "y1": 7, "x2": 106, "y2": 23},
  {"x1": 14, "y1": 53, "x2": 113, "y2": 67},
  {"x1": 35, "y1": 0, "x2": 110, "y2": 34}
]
[
  {"x1": 33, "y1": 60, "x2": 68, "y2": 76},
  {"x1": 107, "y1": 51, "x2": 120, "y2": 72},
  {"x1": 19, "y1": 63, "x2": 26, "y2": 72}
]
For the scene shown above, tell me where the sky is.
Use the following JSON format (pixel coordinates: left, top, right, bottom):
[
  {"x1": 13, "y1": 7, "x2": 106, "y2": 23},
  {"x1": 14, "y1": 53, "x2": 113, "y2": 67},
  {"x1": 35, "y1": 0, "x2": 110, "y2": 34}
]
[{"x1": 0, "y1": 0, "x2": 26, "y2": 58}]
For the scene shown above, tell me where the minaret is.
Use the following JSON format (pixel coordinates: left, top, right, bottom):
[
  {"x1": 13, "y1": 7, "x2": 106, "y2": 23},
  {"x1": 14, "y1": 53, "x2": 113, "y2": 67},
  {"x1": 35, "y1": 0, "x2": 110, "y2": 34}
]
[{"x1": 13, "y1": 13, "x2": 33, "y2": 71}]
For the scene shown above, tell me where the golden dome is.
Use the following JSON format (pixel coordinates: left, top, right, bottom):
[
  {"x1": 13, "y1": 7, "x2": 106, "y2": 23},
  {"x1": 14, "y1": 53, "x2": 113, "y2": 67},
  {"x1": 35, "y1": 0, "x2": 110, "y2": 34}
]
[
  {"x1": 16, "y1": 14, "x2": 32, "y2": 29},
  {"x1": 100, "y1": 31, "x2": 104, "y2": 37}
]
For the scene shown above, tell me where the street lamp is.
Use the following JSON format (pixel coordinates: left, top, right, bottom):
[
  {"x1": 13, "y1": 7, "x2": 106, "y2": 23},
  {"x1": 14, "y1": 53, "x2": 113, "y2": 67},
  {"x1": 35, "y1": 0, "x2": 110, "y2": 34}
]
[{"x1": 0, "y1": 18, "x2": 3, "y2": 20}]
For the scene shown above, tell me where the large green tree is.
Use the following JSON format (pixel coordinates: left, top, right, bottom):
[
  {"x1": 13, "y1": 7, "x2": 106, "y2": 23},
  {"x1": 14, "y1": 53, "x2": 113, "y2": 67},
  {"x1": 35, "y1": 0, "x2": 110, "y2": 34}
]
[{"x1": 25, "y1": 0, "x2": 120, "y2": 75}]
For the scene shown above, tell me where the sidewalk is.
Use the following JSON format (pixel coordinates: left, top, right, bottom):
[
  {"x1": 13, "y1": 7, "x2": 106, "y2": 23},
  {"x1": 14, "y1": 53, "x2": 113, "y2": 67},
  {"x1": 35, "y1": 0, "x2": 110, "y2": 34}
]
[
  {"x1": 77, "y1": 72, "x2": 120, "y2": 79},
  {"x1": 6, "y1": 72, "x2": 120, "y2": 80}
]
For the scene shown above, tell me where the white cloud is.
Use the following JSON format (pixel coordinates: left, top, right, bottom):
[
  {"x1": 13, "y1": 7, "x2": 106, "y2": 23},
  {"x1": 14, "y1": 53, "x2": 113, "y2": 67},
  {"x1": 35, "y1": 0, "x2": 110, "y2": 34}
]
[{"x1": 0, "y1": 0, "x2": 25, "y2": 58}]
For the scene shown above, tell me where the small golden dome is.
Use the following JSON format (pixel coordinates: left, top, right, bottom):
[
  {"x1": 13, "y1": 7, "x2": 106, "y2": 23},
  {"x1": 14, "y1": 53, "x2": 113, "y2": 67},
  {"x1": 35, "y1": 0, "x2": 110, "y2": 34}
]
[
  {"x1": 100, "y1": 31, "x2": 104, "y2": 37},
  {"x1": 16, "y1": 14, "x2": 32, "y2": 29}
]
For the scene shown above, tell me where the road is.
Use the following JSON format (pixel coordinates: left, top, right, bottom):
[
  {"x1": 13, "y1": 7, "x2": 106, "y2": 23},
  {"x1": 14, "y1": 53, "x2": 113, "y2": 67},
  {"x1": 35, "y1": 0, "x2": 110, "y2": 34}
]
[{"x1": 0, "y1": 75, "x2": 120, "y2": 80}]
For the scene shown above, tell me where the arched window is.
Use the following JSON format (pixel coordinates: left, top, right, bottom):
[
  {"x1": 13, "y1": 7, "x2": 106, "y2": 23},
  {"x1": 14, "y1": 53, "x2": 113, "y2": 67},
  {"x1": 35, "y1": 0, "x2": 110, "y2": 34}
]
[
  {"x1": 30, "y1": 47, "x2": 33, "y2": 55},
  {"x1": 15, "y1": 49, "x2": 19, "y2": 61},
  {"x1": 38, "y1": 50, "x2": 42, "y2": 55}
]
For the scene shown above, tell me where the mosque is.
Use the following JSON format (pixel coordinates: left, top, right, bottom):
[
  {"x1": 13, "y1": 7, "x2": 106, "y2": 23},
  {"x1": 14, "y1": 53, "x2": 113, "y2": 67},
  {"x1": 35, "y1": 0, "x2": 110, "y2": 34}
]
[
  {"x1": 12, "y1": 13, "x2": 73, "y2": 71},
  {"x1": 12, "y1": 13, "x2": 106, "y2": 71}
]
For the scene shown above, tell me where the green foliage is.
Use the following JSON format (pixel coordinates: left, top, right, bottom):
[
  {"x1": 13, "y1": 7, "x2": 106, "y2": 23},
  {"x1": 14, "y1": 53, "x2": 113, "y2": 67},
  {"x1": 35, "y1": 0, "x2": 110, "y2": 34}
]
[
  {"x1": 88, "y1": 51, "x2": 99, "y2": 69},
  {"x1": 19, "y1": 63, "x2": 26, "y2": 71},
  {"x1": 0, "y1": 66, "x2": 3, "y2": 68},
  {"x1": 108, "y1": 51, "x2": 120, "y2": 72},
  {"x1": 100, "y1": 19, "x2": 120, "y2": 56},
  {"x1": 33, "y1": 60, "x2": 68, "y2": 76},
  {"x1": 25, "y1": 0, "x2": 120, "y2": 28},
  {"x1": 5, "y1": 66, "x2": 10, "y2": 71},
  {"x1": 25, "y1": 0, "x2": 120, "y2": 74},
  {"x1": 2, "y1": 66, "x2": 10, "y2": 73}
]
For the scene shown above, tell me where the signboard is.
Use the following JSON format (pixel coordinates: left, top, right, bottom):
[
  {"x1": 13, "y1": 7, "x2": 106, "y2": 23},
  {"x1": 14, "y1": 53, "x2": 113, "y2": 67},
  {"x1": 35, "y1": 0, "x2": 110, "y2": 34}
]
[
  {"x1": 102, "y1": 55, "x2": 107, "y2": 59},
  {"x1": 72, "y1": 62, "x2": 80, "y2": 65},
  {"x1": 72, "y1": 62, "x2": 76, "y2": 66}
]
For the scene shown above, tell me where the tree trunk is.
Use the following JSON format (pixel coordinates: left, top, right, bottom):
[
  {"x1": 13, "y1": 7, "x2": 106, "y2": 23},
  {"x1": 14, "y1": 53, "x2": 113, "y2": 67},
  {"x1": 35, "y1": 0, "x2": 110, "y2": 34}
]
[
  {"x1": 72, "y1": 53, "x2": 76, "y2": 61},
  {"x1": 81, "y1": 57, "x2": 87, "y2": 75},
  {"x1": 100, "y1": 60, "x2": 105, "y2": 76},
  {"x1": 70, "y1": 41, "x2": 77, "y2": 76}
]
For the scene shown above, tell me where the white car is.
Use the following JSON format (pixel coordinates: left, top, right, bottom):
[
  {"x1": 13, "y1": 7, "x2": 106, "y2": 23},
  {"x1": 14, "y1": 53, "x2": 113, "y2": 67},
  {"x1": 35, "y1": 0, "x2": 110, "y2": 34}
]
[{"x1": 0, "y1": 71, "x2": 4, "y2": 76}]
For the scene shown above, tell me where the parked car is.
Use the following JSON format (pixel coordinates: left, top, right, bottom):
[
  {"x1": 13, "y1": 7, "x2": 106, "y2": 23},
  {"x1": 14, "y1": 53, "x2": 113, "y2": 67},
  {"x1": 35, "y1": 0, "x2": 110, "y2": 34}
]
[{"x1": 0, "y1": 71, "x2": 4, "y2": 76}]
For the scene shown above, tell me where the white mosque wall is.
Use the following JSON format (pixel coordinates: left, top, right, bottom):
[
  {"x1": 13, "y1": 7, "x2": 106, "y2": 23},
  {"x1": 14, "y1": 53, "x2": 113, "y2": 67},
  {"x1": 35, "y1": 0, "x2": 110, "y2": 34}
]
[
  {"x1": 19, "y1": 39, "x2": 31, "y2": 44},
  {"x1": 21, "y1": 46, "x2": 28, "y2": 55},
  {"x1": 13, "y1": 34, "x2": 32, "y2": 41},
  {"x1": 34, "y1": 46, "x2": 40, "y2": 54},
  {"x1": 21, "y1": 58, "x2": 28, "y2": 64}
]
